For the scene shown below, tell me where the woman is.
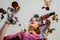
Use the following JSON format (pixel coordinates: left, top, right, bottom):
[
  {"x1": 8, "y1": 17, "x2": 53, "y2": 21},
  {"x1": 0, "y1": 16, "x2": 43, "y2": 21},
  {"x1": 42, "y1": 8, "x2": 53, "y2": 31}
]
[
  {"x1": 23, "y1": 14, "x2": 41, "y2": 40},
  {"x1": 28, "y1": 14, "x2": 40, "y2": 34},
  {"x1": 0, "y1": 14, "x2": 40, "y2": 40}
]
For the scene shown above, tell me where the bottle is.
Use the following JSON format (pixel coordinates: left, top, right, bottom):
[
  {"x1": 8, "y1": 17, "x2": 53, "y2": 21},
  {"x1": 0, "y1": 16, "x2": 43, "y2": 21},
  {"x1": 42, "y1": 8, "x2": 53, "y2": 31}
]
[{"x1": 40, "y1": 12, "x2": 55, "y2": 20}]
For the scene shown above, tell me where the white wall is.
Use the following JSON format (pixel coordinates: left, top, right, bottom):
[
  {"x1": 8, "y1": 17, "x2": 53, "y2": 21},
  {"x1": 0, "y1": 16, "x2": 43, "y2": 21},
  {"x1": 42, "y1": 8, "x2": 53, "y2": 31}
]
[{"x1": 0, "y1": 0, "x2": 60, "y2": 40}]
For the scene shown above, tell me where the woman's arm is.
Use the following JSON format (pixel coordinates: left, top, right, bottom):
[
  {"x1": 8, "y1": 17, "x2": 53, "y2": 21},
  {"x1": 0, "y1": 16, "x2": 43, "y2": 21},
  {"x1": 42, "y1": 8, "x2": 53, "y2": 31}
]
[{"x1": 0, "y1": 22, "x2": 10, "y2": 40}]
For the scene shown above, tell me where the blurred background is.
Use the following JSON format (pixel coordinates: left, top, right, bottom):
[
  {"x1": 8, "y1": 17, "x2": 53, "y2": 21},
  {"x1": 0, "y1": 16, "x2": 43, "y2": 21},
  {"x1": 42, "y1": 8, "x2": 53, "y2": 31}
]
[{"x1": 0, "y1": 0, "x2": 60, "y2": 40}]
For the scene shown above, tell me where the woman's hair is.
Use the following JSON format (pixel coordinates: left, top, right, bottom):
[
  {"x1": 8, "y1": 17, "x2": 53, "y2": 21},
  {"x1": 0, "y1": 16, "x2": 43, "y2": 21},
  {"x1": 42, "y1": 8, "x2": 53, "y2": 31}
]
[
  {"x1": 29, "y1": 14, "x2": 40, "y2": 22},
  {"x1": 33, "y1": 14, "x2": 39, "y2": 18}
]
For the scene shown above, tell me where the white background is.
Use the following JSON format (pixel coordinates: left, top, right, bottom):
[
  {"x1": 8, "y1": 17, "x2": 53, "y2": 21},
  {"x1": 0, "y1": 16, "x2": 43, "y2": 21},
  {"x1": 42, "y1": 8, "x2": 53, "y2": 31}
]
[{"x1": 0, "y1": 0, "x2": 60, "y2": 40}]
